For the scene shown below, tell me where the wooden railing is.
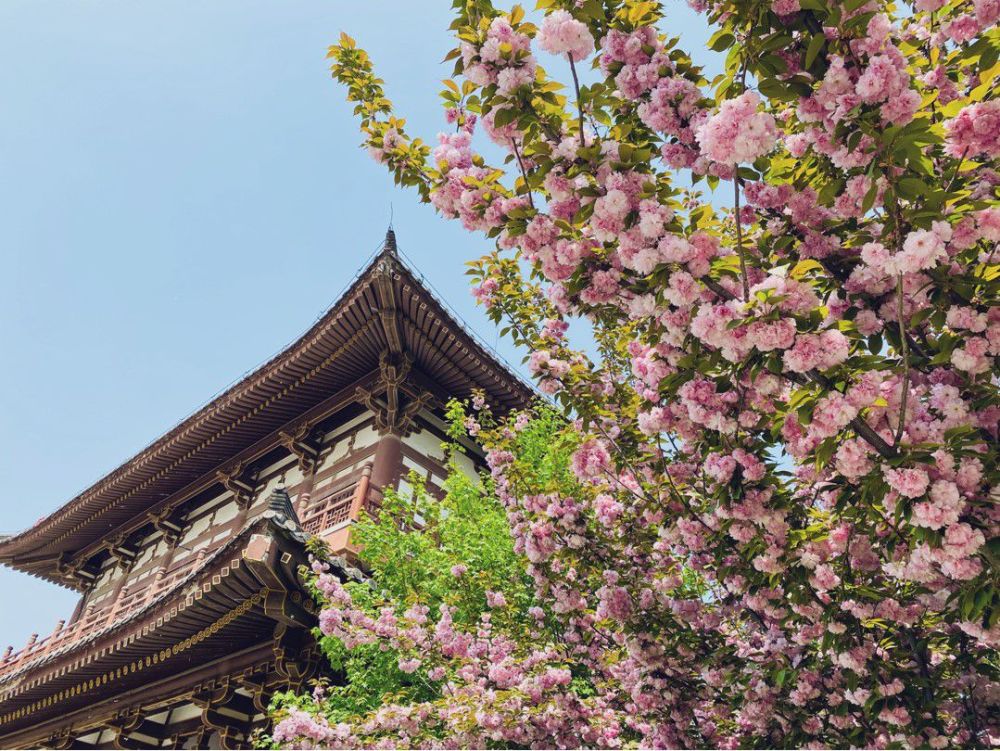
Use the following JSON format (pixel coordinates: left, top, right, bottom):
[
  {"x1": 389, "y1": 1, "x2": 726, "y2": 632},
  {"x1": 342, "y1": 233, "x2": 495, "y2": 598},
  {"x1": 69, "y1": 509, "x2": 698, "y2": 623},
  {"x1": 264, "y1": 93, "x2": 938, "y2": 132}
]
[
  {"x1": 0, "y1": 468, "x2": 378, "y2": 680},
  {"x1": 0, "y1": 551, "x2": 208, "y2": 680},
  {"x1": 301, "y1": 483, "x2": 357, "y2": 535},
  {"x1": 300, "y1": 465, "x2": 377, "y2": 536}
]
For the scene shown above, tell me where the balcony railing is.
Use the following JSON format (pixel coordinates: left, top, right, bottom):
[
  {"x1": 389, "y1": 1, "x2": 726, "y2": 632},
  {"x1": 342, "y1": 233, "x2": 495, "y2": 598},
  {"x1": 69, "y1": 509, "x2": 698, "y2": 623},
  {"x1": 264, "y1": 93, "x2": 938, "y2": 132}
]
[
  {"x1": 300, "y1": 464, "x2": 380, "y2": 536},
  {"x1": 0, "y1": 468, "x2": 377, "y2": 681}
]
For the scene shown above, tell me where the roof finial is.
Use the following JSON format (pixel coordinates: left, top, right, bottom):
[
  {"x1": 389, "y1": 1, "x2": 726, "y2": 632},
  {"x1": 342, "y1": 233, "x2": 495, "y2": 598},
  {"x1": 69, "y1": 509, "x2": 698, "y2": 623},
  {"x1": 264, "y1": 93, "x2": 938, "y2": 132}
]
[{"x1": 384, "y1": 226, "x2": 397, "y2": 256}]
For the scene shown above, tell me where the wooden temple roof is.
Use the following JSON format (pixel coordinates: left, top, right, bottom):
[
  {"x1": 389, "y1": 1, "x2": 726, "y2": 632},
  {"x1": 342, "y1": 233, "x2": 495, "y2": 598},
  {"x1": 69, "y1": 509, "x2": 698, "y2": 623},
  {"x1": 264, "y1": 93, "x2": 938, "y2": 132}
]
[
  {"x1": 0, "y1": 491, "x2": 360, "y2": 741},
  {"x1": 0, "y1": 237, "x2": 533, "y2": 587}
]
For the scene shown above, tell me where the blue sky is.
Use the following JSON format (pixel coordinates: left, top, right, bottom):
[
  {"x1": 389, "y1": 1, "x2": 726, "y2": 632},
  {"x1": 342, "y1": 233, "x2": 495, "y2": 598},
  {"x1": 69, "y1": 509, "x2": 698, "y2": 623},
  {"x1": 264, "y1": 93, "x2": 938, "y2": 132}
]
[{"x1": 0, "y1": 1, "x2": 715, "y2": 653}]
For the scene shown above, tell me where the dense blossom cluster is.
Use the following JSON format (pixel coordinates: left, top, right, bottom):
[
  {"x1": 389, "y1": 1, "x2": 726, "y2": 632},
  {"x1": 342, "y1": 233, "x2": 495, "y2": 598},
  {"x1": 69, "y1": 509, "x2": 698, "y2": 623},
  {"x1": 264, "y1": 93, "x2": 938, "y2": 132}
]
[
  {"x1": 537, "y1": 9, "x2": 595, "y2": 62},
  {"x1": 695, "y1": 91, "x2": 778, "y2": 166},
  {"x1": 305, "y1": 0, "x2": 1000, "y2": 747},
  {"x1": 272, "y1": 564, "x2": 625, "y2": 749}
]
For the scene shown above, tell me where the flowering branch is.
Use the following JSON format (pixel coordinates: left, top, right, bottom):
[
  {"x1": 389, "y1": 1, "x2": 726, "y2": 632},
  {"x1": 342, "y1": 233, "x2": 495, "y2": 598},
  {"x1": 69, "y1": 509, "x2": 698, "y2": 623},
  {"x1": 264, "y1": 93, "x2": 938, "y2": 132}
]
[{"x1": 303, "y1": 2, "x2": 1000, "y2": 747}]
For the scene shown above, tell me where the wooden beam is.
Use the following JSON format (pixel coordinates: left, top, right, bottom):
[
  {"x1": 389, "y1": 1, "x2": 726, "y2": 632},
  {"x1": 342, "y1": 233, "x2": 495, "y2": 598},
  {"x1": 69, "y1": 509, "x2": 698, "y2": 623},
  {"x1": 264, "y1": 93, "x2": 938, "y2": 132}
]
[
  {"x1": 61, "y1": 369, "x2": 382, "y2": 572},
  {"x1": 0, "y1": 641, "x2": 277, "y2": 748},
  {"x1": 374, "y1": 257, "x2": 404, "y2": 356}
]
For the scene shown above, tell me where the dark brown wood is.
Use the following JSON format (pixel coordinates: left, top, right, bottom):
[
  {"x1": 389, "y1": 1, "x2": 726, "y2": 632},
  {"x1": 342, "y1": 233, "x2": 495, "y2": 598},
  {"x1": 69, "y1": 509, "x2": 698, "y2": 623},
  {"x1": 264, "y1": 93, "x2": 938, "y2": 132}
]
[
  {"x1": 0, "y1": 249, "x2": 531, "y2": 585},
  {"x1": 0, "y1": 246, "x2": 534, "y2": 749}
]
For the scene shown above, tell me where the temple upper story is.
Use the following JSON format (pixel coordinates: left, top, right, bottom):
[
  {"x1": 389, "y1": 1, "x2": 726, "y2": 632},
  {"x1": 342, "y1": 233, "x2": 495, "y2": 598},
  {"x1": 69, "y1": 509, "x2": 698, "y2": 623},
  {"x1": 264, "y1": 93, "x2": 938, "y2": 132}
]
[{"x1": 0, "y1": 235, "x2": 533, "y2": 749}]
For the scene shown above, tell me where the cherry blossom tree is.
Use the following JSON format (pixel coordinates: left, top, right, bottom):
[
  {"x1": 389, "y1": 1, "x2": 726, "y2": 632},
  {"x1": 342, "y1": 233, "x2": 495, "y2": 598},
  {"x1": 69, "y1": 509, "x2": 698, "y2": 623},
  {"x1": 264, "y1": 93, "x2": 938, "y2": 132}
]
[{"x1": 273, "y1": 0, "x2": 998, "y2": 746}]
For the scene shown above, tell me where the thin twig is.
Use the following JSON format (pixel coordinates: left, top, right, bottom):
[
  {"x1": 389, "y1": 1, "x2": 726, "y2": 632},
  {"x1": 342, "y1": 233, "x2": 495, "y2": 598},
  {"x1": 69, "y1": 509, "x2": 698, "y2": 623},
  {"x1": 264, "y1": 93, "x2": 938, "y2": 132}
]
[
  {"x1": 511, "y1": 138, "x2": 535, "y2": 210},
  {"x1": 888, "y1": 198, "x2": 910, "y2": 448},
  {"x1": 944, "y1": 147, "x2": 969, "y2": 194},
  {"x1": 733, "y1": 176, "x2": 750, "y2": 300},
  {"x1": 894, "y1": 273, "x2": 910, "y2": 446},
  {"x1": 568, "y1": 56, "x2": 586, "y2": 147}
]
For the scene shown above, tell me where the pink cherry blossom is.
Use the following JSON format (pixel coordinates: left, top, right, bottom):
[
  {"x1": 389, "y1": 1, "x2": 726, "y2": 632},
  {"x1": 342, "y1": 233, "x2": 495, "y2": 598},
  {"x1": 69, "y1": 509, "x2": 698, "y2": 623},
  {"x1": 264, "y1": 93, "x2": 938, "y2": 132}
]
[
  {"x1": 696, "y1": 92, "x2": 778, "y2": 164},
  {"x1": 537, "y1": 10, "x2": 595, "y2": 62}
]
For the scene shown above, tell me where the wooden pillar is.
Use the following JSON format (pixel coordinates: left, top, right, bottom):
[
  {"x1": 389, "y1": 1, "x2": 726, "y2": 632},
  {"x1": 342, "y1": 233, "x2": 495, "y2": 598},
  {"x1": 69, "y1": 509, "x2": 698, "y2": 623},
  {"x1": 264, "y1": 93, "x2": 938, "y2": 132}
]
[
  {"x1": 280, "y1": 426, "x2": 321, "y2": 519},
  {"x1": 105, "y1": 535, "x2": 140, "y2": 624},
  {"x1": 370, "y1": 432, "x2": 403, "y2": 493},
  {"x1": 348, "y1": 464, "x2": 373, "y2": 520},
  {"x1": 217, "y1": 463, "x2": 257, "y2": 531},
  {"x1": 146, "y1": 522, "x2": 181, "y2": 601},
  {"x1": 291, "y1": 455, "x2": 319, "y2": 521}
]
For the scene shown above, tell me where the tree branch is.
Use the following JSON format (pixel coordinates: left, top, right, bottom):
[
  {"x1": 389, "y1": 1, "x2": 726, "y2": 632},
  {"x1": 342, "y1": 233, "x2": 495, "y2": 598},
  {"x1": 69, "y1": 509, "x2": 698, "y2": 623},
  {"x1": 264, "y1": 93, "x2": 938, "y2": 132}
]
[
  {"x1": 701, "y1": 273, "x2": 898, "y2": 458},
  {"x1": 733, "y1": 176, "x2": 750, "y2": 300},
  {"x1": 568, "y1": 56, "x2": 586, "y2": 147}
]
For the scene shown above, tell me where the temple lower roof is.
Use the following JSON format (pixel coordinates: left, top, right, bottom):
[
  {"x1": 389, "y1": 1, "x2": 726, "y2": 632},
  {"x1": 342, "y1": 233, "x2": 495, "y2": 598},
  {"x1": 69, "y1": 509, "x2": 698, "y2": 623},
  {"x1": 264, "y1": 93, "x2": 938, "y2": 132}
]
[{"x1": 0, "y1": 498, "x2": 362, "y2": 741}]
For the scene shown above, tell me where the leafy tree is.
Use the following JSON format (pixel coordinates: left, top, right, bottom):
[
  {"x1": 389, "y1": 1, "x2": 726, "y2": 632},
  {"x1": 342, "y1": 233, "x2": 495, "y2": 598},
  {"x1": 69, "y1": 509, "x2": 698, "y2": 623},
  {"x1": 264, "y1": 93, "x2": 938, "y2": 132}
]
[
  {"x1": 276, "y1": 0, "x2": 998, "y2": 746},
  {"x1": 265, "y1": 406, "x2": 606, "y2": 747}
]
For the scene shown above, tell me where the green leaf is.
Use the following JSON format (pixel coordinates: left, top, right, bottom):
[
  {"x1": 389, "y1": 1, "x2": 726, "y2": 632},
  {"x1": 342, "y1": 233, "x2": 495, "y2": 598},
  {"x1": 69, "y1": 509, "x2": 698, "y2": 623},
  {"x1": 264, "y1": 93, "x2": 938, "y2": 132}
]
[
  {"x1": 709, "y1": 32, "x2": 735, "y2": 52},
  {"x1": 580, "y1": 0, "x2": 605, "y2": 21},
  {"x1": 897, "y1": 177, "x2": 927, "y2": 201},
  {"x1": 805, "y1": 34, "x2": 825, "y2": 69}
]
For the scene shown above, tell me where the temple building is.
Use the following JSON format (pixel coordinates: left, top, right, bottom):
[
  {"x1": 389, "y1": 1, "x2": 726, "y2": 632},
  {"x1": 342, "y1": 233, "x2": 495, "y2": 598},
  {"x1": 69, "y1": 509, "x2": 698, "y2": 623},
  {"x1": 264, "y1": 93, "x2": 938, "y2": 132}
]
[{"x1": 0, "y1": 235, "x2": 532, "y2": 749}]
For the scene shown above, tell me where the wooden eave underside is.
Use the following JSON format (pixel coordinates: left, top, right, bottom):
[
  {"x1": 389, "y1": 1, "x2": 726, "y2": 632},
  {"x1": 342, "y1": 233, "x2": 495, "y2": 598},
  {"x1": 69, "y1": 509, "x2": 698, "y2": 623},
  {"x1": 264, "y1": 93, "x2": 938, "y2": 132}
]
[
  {"x1": 0, "y1": 518, "x2": 312, "y2": 737},
  {"x1": 2, "y1": 640, "x2": 278, "y2": 750},
  {"x1": 0, "y1": 250, "x2": 533, "y2": 581}
]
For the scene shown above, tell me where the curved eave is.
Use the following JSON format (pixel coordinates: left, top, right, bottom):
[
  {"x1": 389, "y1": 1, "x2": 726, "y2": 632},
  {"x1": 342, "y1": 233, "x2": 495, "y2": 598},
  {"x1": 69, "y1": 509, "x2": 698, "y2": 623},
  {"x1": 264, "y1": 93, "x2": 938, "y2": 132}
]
[
  {"x1": 0, "y1": 248, "x2": 535, "y2": 582},
  {"x1": 0, "y1": 512, "x2": 359, "y2": 732}
]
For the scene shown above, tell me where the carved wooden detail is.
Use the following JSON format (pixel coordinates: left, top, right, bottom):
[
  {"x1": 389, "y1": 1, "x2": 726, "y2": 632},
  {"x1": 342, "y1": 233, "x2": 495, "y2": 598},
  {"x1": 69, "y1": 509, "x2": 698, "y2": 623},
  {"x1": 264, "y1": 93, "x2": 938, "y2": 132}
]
[
  {"x1": 300, "y1": 481, "x2": 359, "y2": 536},
  {"x1": 373, "y1": 257, "x2": 405, "y2": 356},
  {"x1": 215, "y1": 462, "x2": 256, "y2": 509},
  {"x1": 148, "y1": 507, "x2": 185, "y2": 546},
  {"x1": 355, "y1": 352, "x2": 436, "y2": 436},
  {"x1": 278, "y1": 423, "x2": 322, "y2": 473},
  {"x1": 106, "y1": 532, "x2": 141, "y2": 572},
  {"x1": 272, "y1": 624, "x2": 320, "y2": 692},
  {"x1": 108, "y1": 708, "x2": 166, "y2": 750},
  {"x1": 54, "y1": 554, "x2": 97, "y2": 589},
  {"x1": 237, "y1": 671, "x2": 272, "y2": 715},
  {"x1": 43, "y1": 728, "x2": 82, "y2": 749},
  {"x1": 191, "y1": 678, "x2": 252, "y2": 750}
]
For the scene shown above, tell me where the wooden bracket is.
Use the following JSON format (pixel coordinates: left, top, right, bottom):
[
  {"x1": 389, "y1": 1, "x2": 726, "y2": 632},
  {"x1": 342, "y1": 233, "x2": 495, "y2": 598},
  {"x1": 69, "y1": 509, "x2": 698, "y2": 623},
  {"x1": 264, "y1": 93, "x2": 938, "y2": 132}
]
[
  {"x1": 278, "y1": 423, "x2": 322, "y2": 474},
  {"x1": 54, "y1": 553, "x2": 98, "y2": 589},
  {"x1": 237, "y1": 672, "x2": 272, "y2": 715},
  {"x1": 374, "y1": 257, "x2": 404, "y2": 356},
  {"x1": 45, "y1": 729, "x2": 88, "y2": 750},
  {"x1": 106, "y1": 532, "x2": 141, "y2": 571},
  {"x1": 108, "y1": 709, "x2": 165, "y2": 750},
  {"x1": 148, "y1": 507, "x2": 184, "y2": 546},
  {"x1": 191, "y1": 678, "x2": 252, "y2": 749},
  {"x1": 356, "y1": 352, "x2": 437, "y2": 436},
  {"x1": 272, "y1": 623, "x2": 320, "y2": 691},
  {"x1": 216, "y1": 462, "x2": 257, "y2": 509}
]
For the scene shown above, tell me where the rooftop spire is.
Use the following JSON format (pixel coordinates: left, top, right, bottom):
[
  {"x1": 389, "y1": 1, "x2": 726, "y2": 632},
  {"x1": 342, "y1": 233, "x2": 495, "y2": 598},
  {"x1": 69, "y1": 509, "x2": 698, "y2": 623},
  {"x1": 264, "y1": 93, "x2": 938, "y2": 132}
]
[{"x1": 384, "y1": 227, "x2": 397, "y2": 256}]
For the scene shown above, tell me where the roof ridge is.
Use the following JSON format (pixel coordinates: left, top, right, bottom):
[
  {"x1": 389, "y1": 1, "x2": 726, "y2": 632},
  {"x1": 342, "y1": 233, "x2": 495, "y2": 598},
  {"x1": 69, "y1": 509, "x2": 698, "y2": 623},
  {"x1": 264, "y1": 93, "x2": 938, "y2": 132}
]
[
  {"x1": 0, "y1": 247, "x2": 396, "y2": 554},
  {"x1": 0, "y1": 239, "x2": 534, "y2": 579}
]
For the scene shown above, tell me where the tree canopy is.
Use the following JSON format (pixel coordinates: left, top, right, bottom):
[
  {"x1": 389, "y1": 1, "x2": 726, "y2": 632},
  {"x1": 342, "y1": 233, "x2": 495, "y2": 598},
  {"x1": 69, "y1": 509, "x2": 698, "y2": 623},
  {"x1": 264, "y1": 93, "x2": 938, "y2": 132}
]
[{"x1": 272, "y1": 0, "x2": 997, "y2": 746}]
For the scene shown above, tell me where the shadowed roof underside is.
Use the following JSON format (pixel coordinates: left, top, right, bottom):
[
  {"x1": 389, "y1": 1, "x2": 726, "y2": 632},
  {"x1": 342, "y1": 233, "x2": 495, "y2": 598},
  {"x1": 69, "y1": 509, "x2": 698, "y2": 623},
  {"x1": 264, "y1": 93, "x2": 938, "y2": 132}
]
[{"x1": 0, "y1": 241, "x2": 533, "y2": 585}]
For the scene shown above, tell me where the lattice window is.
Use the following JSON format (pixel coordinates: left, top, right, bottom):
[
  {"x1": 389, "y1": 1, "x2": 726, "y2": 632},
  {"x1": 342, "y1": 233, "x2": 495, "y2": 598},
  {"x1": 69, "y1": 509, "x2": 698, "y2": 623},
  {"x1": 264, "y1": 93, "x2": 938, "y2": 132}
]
[{"x1": 301, "y1": 483, "x2": 358, "y2": 534}]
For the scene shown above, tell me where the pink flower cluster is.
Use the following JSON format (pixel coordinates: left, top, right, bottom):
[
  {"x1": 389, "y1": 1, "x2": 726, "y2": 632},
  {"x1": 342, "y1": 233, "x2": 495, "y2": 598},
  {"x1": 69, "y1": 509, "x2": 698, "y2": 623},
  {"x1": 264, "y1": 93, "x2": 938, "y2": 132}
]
[
  {"x1": 782, "y1": 330, "x2": 850, "y2": 373},
  {"x1": 329, "y1": 0, "x2": 1000, "y2": 745},
  {"x1": 537, "y1": 10, "x2": 594, "y2": 62},
  {"x1": 945, "y1": 100, "x2": 1000, "y2": 159},
  {"x1": 696, "y1": 92, "x2": 778, "y2": 164},
  {"x1": 461, "y1": 17, "x2": 536, "y2": 95}
]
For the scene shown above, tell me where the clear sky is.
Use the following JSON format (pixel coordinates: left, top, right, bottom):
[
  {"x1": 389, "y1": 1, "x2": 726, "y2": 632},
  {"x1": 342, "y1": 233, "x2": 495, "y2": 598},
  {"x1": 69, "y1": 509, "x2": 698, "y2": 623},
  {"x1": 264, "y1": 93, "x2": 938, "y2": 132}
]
[{"x1": 0, "y1": 1, "x2": 715, "y2": 653}]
